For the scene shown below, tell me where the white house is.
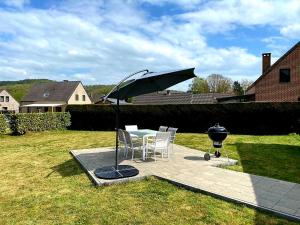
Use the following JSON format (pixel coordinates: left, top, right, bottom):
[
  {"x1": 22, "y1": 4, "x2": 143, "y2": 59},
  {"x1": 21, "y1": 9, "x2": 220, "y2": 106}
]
[{"x1": 0, "y1": 89, "x2": 20, "y2": 113}]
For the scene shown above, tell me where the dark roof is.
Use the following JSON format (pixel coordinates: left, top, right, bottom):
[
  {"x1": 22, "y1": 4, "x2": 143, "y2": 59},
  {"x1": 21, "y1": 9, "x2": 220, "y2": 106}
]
[
  {"x1": 21, "y1": 81, "x2": 81, "y2": 102},
  {"x1": 247, "y1": 41, "x2": 300, "y2": 91},
  {"x1": 90, "y1": 93, "x2": 105, "y2": 103},
  {"x1": 216, "y1": 94, "x2": 255, "y2": 103},
  {"x1": 132, "y1": 91, "x2": 232, "y2": 105}
]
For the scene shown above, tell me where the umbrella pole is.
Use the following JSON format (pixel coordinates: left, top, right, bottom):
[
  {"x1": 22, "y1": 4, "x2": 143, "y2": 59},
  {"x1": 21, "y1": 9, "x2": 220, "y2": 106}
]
[
  {"x1": 94, "y1": 83, "x2": 139, "y2": 179},
  {"x1": 115, "y1": 86, "x2": 120, "y2": 170}
]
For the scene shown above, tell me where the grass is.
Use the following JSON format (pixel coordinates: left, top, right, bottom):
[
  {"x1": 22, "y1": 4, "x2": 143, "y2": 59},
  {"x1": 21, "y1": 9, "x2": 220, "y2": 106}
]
[
  {"x1": 0, "y1": 131, "x2": 298, "y2": 225},
  {"x1": 176, "y1": 133, "x2": 300, "y2": 184}
]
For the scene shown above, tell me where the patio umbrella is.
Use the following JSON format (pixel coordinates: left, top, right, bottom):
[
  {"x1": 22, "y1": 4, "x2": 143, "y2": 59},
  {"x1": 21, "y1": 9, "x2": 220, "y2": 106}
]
[{"x1": 94, "y1": 68, "x2": 196, "y2": 180}]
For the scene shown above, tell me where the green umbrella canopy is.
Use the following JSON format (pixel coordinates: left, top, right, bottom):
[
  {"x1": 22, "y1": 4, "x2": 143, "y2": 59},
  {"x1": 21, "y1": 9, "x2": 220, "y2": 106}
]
[{"x1": 107, "y1": 68, "x2": 196, "y2": 100}]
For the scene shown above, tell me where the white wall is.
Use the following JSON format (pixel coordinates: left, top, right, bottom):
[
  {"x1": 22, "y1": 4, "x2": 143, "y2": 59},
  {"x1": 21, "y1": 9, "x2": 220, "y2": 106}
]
[
  {"x1": 67, "y1": 83, "x2": 92, "y2": 104},
  {"x1": 0, "y1": 90, "x2": 20, "y2": 113}
]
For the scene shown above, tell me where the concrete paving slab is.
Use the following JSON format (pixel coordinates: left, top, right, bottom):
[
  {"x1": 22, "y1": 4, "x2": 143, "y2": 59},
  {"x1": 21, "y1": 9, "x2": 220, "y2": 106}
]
[{"x1": 70, "y1": 144, "x2": 300, "y2": 222}]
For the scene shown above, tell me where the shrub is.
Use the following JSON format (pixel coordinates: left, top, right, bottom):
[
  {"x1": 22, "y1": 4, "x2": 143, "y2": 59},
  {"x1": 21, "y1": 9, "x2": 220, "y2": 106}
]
[
  {"x1": 11, "y1": 112, "x2": 71, "y2": 135},
  {"x1": 66, "y1": 103, "x2": 300, "y2": 135},
  {"x1": 0, "y1": 114, "x2": 9, "y2": 134}
]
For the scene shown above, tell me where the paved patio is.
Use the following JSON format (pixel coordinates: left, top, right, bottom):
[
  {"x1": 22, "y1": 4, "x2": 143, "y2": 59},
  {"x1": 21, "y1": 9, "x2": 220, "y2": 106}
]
[{"x1": 71, "y1": 144, "x2": 300, "y2": 222}]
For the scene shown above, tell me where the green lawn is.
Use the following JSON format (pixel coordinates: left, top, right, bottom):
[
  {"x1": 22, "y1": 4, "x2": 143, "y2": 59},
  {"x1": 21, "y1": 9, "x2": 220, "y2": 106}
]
[
  {"x1": 0, "y1": 131, "x2": 298, "y2": 225},
  {"x1": 176, "y1": 133, "x2": 300, "y2": 184}
]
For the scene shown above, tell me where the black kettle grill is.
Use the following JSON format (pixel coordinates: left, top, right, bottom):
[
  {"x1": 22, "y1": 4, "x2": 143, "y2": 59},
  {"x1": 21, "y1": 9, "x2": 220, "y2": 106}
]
[{"x1": 204, "y1": 123, "x2": 229, "y2": 161}]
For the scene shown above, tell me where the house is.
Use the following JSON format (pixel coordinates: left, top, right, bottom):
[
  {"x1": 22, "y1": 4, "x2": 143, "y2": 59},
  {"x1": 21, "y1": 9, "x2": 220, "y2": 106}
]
[
  {"x1": 0, "y1": 89, "x2": 20, "y2": 113},
  {"x1": 132, "y1": 90, "x2": 232, "y2": 105},
  {"x1": 246, "y1": 41, "x2": 300, "y2": 102},
  {"x1": 20, "y1": 80, "x2": 92, "y2": 113}
]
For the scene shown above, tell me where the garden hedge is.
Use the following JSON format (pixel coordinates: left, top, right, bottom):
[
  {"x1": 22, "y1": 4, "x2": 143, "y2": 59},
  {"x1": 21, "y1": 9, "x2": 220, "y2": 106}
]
[
  {"x1": 0, "y1": 114, "x2": 9, "y2": 134},
  {"x1": 11, "y1": 112, "x2": 71, "y2": 135},
  {"x1": 67, "y1": 103, "x2": 300, "y2": 135}
]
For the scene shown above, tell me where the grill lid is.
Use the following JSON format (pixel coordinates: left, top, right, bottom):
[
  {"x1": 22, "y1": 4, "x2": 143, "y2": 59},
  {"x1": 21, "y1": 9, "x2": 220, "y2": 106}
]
[{"x1": 207, "y1": 123, "x2": 227, "y2": 133}]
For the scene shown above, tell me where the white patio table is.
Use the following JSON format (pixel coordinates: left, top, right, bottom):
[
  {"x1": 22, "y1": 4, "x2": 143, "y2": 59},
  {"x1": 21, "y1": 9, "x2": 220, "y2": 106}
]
[{"x1": 128, "y1": 129, "x2": 157, "y2": 160}]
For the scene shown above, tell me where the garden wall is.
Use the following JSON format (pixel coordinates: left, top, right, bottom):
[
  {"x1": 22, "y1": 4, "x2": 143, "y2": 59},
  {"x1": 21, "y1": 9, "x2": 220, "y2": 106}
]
[{"x1": 66, "y1": 103, "x2": 300, "y2": 135}]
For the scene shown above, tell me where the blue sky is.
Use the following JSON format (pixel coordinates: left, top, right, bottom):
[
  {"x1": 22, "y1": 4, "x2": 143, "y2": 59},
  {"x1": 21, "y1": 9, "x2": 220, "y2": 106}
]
[{"x1": 0, "y1": 0, "x2": 299, "y2": 90}]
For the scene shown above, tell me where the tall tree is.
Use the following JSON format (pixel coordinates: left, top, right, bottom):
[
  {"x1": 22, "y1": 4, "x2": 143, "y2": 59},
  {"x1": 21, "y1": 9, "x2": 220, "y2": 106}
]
[
  {"x1": 232, "y1": 81, "x2": 244, "y2": 95},
  {"x1": 189, "y1": 77, "x2": 209, "y2": 93},
  {"x1": 207, "y1": 74, "x2": 232, "y2": 93},
  {"x1": 240, "y1": 79, "x2": 253, "y2": 92}
]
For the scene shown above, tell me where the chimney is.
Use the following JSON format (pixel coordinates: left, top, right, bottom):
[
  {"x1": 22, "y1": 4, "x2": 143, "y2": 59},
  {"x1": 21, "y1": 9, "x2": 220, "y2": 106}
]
[{"x1": 262, "y1": 53, "x2": 271, "y2": 74}]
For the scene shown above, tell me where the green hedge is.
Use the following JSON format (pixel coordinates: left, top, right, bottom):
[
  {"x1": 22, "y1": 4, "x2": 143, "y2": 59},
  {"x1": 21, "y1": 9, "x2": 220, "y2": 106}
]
[
  {"x1": 0, "y1": 114, "x2": 9, "y2": 134},
  {"x1": 67, "y1": 103, "x2": 300, "y2": 135},
  {"x1": 11, "y1": 112, "x2": 71, "y2": 135}
]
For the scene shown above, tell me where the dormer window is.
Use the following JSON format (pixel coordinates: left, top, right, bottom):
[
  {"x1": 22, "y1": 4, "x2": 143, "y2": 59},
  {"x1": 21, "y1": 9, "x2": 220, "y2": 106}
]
[{"x1": 43, "y1": 92, "x2": 50, "y2": 97}]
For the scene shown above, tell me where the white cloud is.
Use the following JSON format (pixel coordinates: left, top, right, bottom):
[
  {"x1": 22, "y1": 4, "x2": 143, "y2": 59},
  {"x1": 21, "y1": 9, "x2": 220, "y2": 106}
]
[
  {"x1": 280, "y1": 24, "x2": 300, "y2": 38},
  {"x1": 0, "y1": 0, "x2": 298, "y2": 90},
  {"x1": 178, "y1": 0, "x2": 300, "y2": 34}
]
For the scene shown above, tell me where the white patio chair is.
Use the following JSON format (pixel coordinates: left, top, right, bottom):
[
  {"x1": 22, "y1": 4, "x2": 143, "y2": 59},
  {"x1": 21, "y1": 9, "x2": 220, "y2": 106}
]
[
  {"x1": 122, "y1": 130, "x2": 142, "y2": 160},
  {"x1": 167, "y1": 127, "x2": 178, "y2": 153},
  {"x1": 118, "y1": 129, "x2": 127, "y2": 157},
  {"x1": 125, "y1": 125, "x2": 138, "y2": 131},
  {"x1": 146, "y1": 132, "x2": 171, "y2": 161},
  {"x1": 158, "y1": 126, "x2": 168, "y2": 132}
]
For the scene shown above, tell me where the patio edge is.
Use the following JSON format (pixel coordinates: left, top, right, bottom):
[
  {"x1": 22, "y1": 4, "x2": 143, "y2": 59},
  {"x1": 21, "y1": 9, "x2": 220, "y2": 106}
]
[{"x1": 154, "y1": 175, "x2": 300, "y2": 223}]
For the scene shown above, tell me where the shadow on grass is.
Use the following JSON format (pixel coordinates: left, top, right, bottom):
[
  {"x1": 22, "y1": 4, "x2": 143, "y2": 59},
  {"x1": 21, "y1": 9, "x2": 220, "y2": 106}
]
[
  {"x1": 49, "y1": 158, "x2": 84, "y2": 177},
  {"x1": 231, "y1": 142, "x2": 300, "y2": 184},
  {"x1": 49, "y1": 149, "x2": 128, "y2": 177},
  {"x1": 230, "y1": 142, "x2": 300, "y2": 224}
]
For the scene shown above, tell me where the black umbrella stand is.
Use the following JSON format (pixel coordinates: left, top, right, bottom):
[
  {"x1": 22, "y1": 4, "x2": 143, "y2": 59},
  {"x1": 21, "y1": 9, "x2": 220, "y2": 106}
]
[{"x1": 94, "y1": 70, "x2": 149, "y2": 179}]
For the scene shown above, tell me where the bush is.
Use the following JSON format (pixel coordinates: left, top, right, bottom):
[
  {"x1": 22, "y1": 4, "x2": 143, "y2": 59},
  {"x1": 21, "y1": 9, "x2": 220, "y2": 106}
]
[
  {"x1": 66, "y1": 103, "x2": 300, "y2": 135},
  {"x1": 0, "y1": 114, "x2": 9, "y2": 134},
  {"x1": 11, "y1": 112, "x2": 71, "y2": 135}
]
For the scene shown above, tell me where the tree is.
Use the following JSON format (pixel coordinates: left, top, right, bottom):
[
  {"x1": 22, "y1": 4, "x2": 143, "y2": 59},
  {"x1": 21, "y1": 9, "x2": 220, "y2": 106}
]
[
  {"x1": 240, "y1": 79, "x2": 253, "y2": 92},
  {"x1": 232, "y1": 81, "x2": 244, "y2": 95},
  {"x1": 206, "y1": 74, "x2": 232, "y2": 93},
  {"x1": 189, "y1": 77, "x2": 209, "y2": 93}
]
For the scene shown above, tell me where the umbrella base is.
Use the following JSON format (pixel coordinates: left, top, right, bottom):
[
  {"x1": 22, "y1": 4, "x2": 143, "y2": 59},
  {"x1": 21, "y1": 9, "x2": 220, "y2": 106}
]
[{"x1": 94, "y1": 165, "x2": 139, "y2": 180}]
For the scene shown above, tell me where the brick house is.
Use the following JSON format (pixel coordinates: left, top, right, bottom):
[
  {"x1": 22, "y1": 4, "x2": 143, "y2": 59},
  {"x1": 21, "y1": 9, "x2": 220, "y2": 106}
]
[
  {"x1": 247, "y1": 41, "x2": 300, "y2": 102},
  {"x1": 0, "y1": 89, "x2": 20, "y2": 113},
  {"x1": 20, "y1": 80, "x2": 92, "y2": 112}
]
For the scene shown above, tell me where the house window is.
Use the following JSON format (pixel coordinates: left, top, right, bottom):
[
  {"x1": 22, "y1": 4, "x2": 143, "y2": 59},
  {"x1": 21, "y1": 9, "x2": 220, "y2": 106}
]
[
  {"x1": 82, "y1": 95, "x2": 86, "y2": 101},
  {"x1": 5, "y1": 96, "x2": 9, "y2": 102},
  {"x1": 75, "y1": 94, "x2": 79, "y2": 101},
  {"x1": 0, "y1": 96, "x2": 4, "y2": 102},
  {"x1": 279, "y1": 68, "x2": 290, "y2": 83}
]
